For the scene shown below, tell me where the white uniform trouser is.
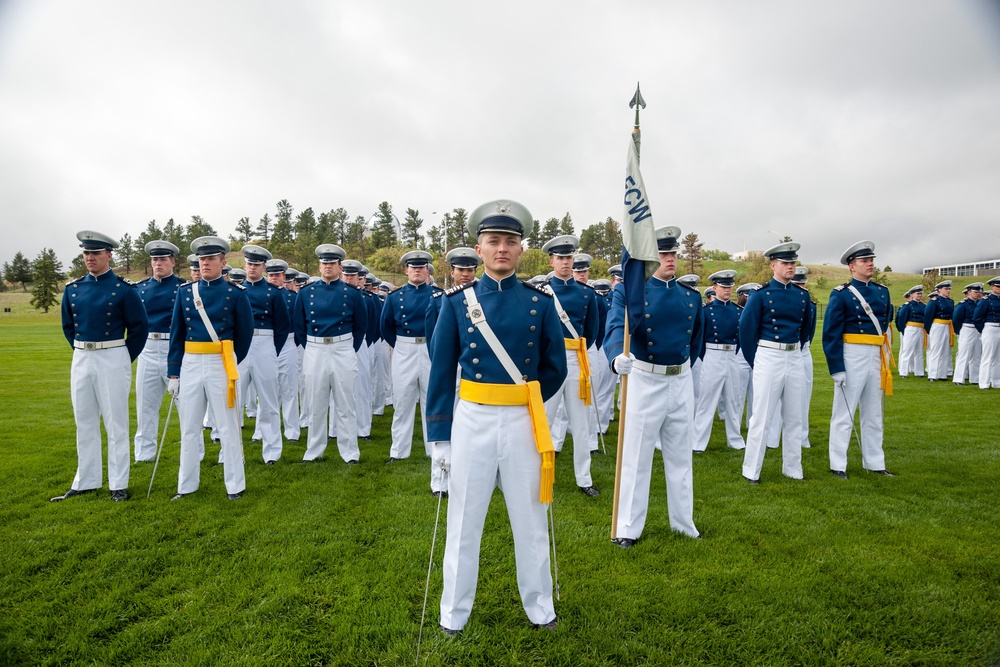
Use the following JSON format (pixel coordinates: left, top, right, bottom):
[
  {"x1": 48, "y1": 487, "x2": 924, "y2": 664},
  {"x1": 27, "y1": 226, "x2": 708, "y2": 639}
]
[
  {"x1": 371, "y1": 339, "x2": 386, "y2": 416},
  {"x1": 898, "y1": 325, "x2": 925, "y2": 377},
  {"x1": 614, "y1": 365, "x2": 698, "y2": 539},
  {"x1": 690, "y1": 358, "x2": 702, "y2": 405},
  {"x1": 388, "y1": 339, "x2": 430, "y2": 459},
  {"x1": 742, "y1": 346, "x2": 805, "y2": 480},
  {"x1": 70, "y1": 347, "x2": 131, "y2": 491},
  {"x1": 586, "y1": 344, "x2": 604, "y2": 446},
  {"x1": 801, "y1": 344, "x2": 813, "y2": 448},
  {"x1": 238, "y1": 336, "x2": 282, "y2": 461},
  {"x1": 734, "y1": 350, "x2": 752, "y2": 429},
  {"x1": 693, "y1": 348, "x2": 745, "y2": 451},
  {"x1": 355, "y1": 342, "x2": 373, "y2": 437},
  {"x1": 544, "y1": 351, "x2": 594, "y2": 488},
  {"x1": 244, "y1": 381, "x2": 258, "y2": 419},
  {"x1": 380, "y1": 342, "x2": 393, "y2": 406},
  {"x1": 134, "y1": 338, "x2": 169, "y2": 461},
  {"x1": 297, "y1": 345, "x2": 309, "y2": 428},
  {"x1": 550, "y1": 399, "x2": 569, "y2": 450},
  {"x1": 979, "y1": 324, "x2": 1000, "y2": 389},
  {"x1": 440, "y1": 400, "x2": 554, "y2": 631},
  {"x1": 829, "y1": 343, "x2": 886, "y2": 472},
  {"x1": 302, "y1": 339, "x2": 358, "y2": 462},
  {"x1": 277, "y1": 334, "x2": 300, "y2": 440},
  {"x1": 594, "y1": 347, "x2": 616, "y2": 432},
  {"x1": 926, "y1": 322, "x2": 952, "y2": 380},
  {"x1": 954, "y1": 324, "x2": 981, "y2": 384},
  {"x1": 177, "y1": 353, "x2": 245, "y2": 495}
]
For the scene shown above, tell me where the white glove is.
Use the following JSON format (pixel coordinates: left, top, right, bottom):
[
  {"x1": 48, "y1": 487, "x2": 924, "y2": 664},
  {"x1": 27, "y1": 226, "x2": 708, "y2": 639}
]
[
  {"x1": 432, "y1": 441, "x2": 452, "y2": 474},
  {"x1": 167, "y1": 377, "x2": 180, "y2": 398},
  {"x1": 831, "y1": 372, "x2": 846, "y2": 388},
  {"x1": 613, "y1": 354, "x2": 633, "y2": 375}
]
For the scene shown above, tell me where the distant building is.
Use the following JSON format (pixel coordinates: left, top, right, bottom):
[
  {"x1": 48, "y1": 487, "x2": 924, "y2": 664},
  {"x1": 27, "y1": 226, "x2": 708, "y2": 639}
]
[
  {"x1": 922, "y1": 258, "x2": 1000, "y2": 278},
  {"x1": 733, "y1": 250, "x2": 761, "y2": 261}
]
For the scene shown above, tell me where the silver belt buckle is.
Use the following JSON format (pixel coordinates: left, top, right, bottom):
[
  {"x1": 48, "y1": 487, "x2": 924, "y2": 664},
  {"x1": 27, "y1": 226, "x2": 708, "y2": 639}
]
[
  {"x1": 723, "y1": 344, "x2": 733, "y2": 351},
  {"x1": 323, "y1": 336, "x2": 334, "y2": 344},
  {"x1": 85, "y1": 342, "x2": 96, "y2": 350},
  {"x1": 784, "y1": 343, "x2": 796, "y2": 351},
  {"x1": 415, "y1": 337, "x2": 426, "y2": 344},
  {"x1": 665, "y1": 365, "x2": 680, "y2": 376},
  {"x1": 151, "y1": 333, "x2": 161, "y2": 340}
]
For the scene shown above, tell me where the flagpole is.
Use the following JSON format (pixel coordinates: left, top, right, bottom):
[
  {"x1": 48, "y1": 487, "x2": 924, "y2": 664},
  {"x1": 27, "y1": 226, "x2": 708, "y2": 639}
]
[{"x1": 611, "y1": 83, "x2": 645, "y2": 540}]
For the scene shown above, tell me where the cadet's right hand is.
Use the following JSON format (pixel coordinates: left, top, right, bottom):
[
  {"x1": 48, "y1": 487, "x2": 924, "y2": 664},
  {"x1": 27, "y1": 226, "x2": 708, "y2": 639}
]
[
  {"x1": 831, "y1": 372, "x2": 846, "y2": 388},
  {"x1": 168, "y1": 377, "x2": 180, "y2": 398},
  {"x1": 613, "y1": 354, "x2": 633, "y2": 375},
  {"x1": 432, "y1": 441, "x2": 452, "y2": 473}
]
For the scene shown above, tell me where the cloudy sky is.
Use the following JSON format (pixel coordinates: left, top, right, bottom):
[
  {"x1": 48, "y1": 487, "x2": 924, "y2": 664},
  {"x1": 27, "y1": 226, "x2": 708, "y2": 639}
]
[{"x1": 2, "y1": 0, "x2": 999, "y2": 273}]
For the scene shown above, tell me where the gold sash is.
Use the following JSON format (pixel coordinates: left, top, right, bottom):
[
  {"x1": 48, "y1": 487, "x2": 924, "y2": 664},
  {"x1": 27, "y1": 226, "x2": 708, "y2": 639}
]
[
  {"x1": 564, "y1": 337, "x2": 592, "y2": 405},
  {"x1": 842, "y1": 333, "x2": 896, "y2": 396},
  {"x1": 184, "y1": 340, "x2": 240, "y2": 408},
  {"x1": 932, "y1": 318, "x2": 955, "y2": 346}
]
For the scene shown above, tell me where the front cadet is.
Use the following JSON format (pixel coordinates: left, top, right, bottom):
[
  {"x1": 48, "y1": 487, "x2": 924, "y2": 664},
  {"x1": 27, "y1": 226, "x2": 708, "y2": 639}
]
[
  {"x1": 923, "y1": 280, "x2": 955, "y2": 381},
  {"x1": 953, "y1": 283, "x2": 983, "y2": 386},
  {"x1": 240, "y1": 244, "x2": 291, "y2": 464},
  {"x1": 427, "y1": 199, "x2": 566, "y2": 634},
  {"x1": 293, "y1": 245, "x2": 367, "y2": 463},
  {"x1": 605, "y1": 226, "x2": 702, "y2": 546},
  {"x1": 382, "y1": 250, "x2": 436, "y2": 465},
  {"x1": 52, "y1": 231, "x2": 148, "y2": 503},
  {"x1": 692, "y1": 269, "x2": 745, "y2": 452},
  {"x1": 974, "y1": 277, "x2": 1000, "y2": 389},
  {"x1": 542, "y1": 234, "x2": 600, "y2": 496},
  {"x1": 895, "y1": 285, "x2": 926, "y2": 377},
  {"x1": 168, "y1": 236, "x2": 252, "y2": 500},
  {"x1": 823, "y1": 241, "x2": 895, "y2": 479},
  {"x1": 266, "y1": 259, "x2": 301, "y2": 442},
  {"x1": 739, "y1": 243, "x2": 813, "y2": 484},
  {"x1": 133, "y1": 240, "x2": 183, "y2": 462}
]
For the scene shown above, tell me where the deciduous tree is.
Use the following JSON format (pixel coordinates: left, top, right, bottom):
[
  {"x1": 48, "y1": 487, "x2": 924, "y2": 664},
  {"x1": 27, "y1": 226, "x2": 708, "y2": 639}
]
[{"x1": 681, "y1": 232, "x2": 704, "y2": 275}]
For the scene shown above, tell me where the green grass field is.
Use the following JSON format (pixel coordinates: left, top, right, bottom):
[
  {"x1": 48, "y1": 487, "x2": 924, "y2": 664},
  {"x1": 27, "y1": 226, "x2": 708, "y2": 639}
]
[{"x1": 1, "y1": 292, "x2": 998, "y2": 666}]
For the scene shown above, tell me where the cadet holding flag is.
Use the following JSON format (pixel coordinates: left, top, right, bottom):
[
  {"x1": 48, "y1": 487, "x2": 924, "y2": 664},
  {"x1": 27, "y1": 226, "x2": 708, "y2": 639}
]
[
  {"x1": 52, "y1": 231, "x2": 148, "y2": 503},
  {"x1": 823, "y1": 241, "x2": 895, "y2": 479},
  {"x1": 428, "y1": 200, "x2": 566, "y2": 634},
  {"x1": 168, "y1": 237, "x2": 253, "y2": 500},
  {"x1": 133, "y1": 240, "x2": 183, "y2": 462}
]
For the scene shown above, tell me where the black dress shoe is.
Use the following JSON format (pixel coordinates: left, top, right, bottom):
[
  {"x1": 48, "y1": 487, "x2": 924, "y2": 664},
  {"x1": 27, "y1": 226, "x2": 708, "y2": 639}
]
[
  {"x1": 110, "y1": 489, "x2": 130, "y2": 502},
  {"x1": 359, "y1": 435, "x2": 372, "y2": 440},
  {"x1": 533, "y1": 618, "x2": 557, "y2": 631},
  {"x1": 612, "y1": 537, "x2": 636, "y2": 549},
  {"x1": 227, "y1": 492, "x2": 243, "y2": 500},
  {"x1": 579, "y1": 485, "x2": 600, "y2": 497},
  {"x1": 743, "y1": 476, "x2": 760, "y2": 485},
  {"x1": 170, "y1": 493, "x2": 189, "y2": 501},
  {"x1": 870, "y1": 469, "x2": 895, "y2": 477},
  {"x1": 346, "y1": 459, "x2": 359, "y2": 465},
  {"x1": 831, "y1": 470, "x2": 849, "y2": 480},
  {"x1": 265, "y1": 460, "x2": 276, "y2": 465},
  {"x1": 432, "y1": 491, "x2": 448, "y2": 498},
  {"x1": 50, "y1": 487, "x2": 97, "y2": 502},
  {"x1": 440, "y1": 625, "x2": 460, "y2": 638},
  {"x1": 385, "y1": 457, "x2": 402, "y2": 464}
]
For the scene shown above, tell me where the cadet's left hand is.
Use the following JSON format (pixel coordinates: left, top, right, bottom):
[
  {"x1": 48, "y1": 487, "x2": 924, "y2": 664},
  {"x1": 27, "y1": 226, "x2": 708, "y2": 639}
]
[
  {"x1": 831, "y1": 372, "x2": 847, "y2": 387},
  {"x1": 432, "y1": 441, "x2": 452, "y2": 473}
]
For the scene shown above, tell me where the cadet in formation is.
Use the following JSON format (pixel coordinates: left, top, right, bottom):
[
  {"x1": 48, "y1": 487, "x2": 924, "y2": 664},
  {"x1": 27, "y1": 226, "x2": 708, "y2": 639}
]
[
  {"x1": 591, "y1": 277, "x2": 616, "y2": 433},
  {"x1": 427, "y1": 199, "x2": 565, "y2": 634},
  {"x1": 169, "y1": 237, "x2": 252, "y2": 501},
  {"x1": 266, "y1": 259, "x2": 301, "y2": 442},
  {"x1": 571, "y1": 253, "x2": 608, "y2": 450},
  {"x1": 822, "y1": 241, "x2": 895, "y2": 479},
  {"x1": 542, "y1": 234, "x2": 601, "y2": 496},
  {"x1": 133, "y1": 240, "x2": 183, "y2": 463},
  {"x1": 895, "y1": 285, "x2": 926, "y2": 378},
  {"x1": 974, "y1": 277, "x2": 1000, "y2": 389},
  {"x1": 952, "y1": 283, "x2": 983, "y2": 386},
  {"x1": 605, "y1": 226, "x2": 702, "y2": 547},
  {"x1": 52, "y1": 231, "x2": 148, "y2": 502},
  {"x1": 923, "y1": 280, "x2": 954, "y2": 381},
  {"x1": 740, "y1": 243, "x2": 812, "y2": 484}
]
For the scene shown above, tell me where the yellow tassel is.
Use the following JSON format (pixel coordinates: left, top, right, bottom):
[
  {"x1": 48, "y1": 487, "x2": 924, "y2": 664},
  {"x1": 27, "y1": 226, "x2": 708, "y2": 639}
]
[{"x1": 540, "y1": 452, "x2": 554, "y2": 504}]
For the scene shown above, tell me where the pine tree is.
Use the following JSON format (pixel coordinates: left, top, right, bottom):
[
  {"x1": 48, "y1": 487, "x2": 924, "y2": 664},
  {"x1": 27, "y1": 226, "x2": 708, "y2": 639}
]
[
  {"x1": 3, "y1": 251, "x2": 33, "y2": 291},
  {"x1": 30, "y1": 248, "x2": 63, "y2": 313},
  {"x1": 118, "y1": 233, "x2": 135, "y2": 272},
  {"x1": 540, "y1": 218, "x2": 561, "y2": 244},
  {"x1": 370, "y1": 201, "x2": 399, "y2": 249},
  {"x1": 681, "y1": 232, "x2": 704, "y2": 275},
  {"x1": 559, "y1": 212, "x2": 575, "y2": 236},
  {"x1": 235, "y1": 217, "x2": 254, "y2": 243},
  {"x1": 401, "y1": 208, "x2": 424, "y2": 248},
  {"x1": 256, "y1": 213, "x2": 273, "y2": 243}
]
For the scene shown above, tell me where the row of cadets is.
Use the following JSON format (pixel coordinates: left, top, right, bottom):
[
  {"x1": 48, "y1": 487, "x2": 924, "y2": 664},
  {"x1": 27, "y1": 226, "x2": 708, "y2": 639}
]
[
  {"x1": 604, "y1": 226, "x2": 703, "y2": 548},
  {"x1": 676, "y1": 274, "x2": 702, "y2": 404},
  {"x1": 169, "y1": 236, "x2": 253, "y2": 501},
  {"x1": 292, "y1": 244, "x2": 368, "y2": 464},
  {"x1": 952, "y1": 281, "x2": 984, "y2": 386},
  {"x1": 732, "y1": 282, "x2": 759, "y2": 432},
  {"x1": 923, "y1": 279, "x2": 955, "y2": 381},
  {"x1": 761, "y1": 266, "x2": 819, "y2": 452},
  {"x1": 280, "y1": 266, "x2": 308, "y2": 432},
  {"x1": 895, "y1": 284, "x2": 926, "y2": 377},
  {"x1": 974, "y1": 277, "x2": 1000, "y2": 389},
  {"x1": 590, "y1": 276, "x2": 616, "y2": 433},
  {"x1": 52, "y1": 231, "x2": 149, "y2": 503},
  {"x1": 541, "y1": 235, "x2": 601, "y2": 497},
  {"x1": 133, "y1": 241, "x2": 184, "y2": 462},
  {"x1": 571, "y1": 253, "x2": 609, "y2": 451},
  {"x1": 426, "y1": 199, "x2": 566, "y2": 634},
  {"x1": 740, "y1": 242, "x2": 813, "y2": 484},
  {"x1": 360, "y1": 265, "x2": 386, "y2": 428},
  {"x1": 340, "y1": 260, "x2": 377, "y2": 441},
  {"x1": 692, "y1": 269, "x2": 746, "y2": 452},
  {"x1": 372, "y1": 279, "x2": 394, "y2": 417},
  {"x1": 823, "y1": 241, "x2": 895, "y2": 479},
  {"x1": 238, "y1": 244, "x2": 291, "y2": 465},
  {"x1": 265, "y1": 258, "x2": 301, "y2": 443}
]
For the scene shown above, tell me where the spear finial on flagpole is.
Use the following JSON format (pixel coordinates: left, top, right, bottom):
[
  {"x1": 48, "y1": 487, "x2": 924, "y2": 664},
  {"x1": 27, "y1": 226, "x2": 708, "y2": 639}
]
[{"x1": 629, "y1": 82, "x2": 646, "y2": 156}]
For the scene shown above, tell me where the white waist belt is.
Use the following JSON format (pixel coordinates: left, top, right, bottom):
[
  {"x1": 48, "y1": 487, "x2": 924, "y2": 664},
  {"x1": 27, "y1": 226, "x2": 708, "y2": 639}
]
[
  {"x1": 962, "y1": 323, "x2": 977, "y2": 330},
  {"x1": 306, "y1": 333, "x2": 352, "y2": 344},
  {"x1": 253, "y1": 328, "x2": 273, "y2": 336},
  {"x1": 148, "y1": 332, "x2": 170, "y2": 340},
  {"x1": 632, "y1": 359, "x2": 685, "y2": 375},
  {"x1": 74, "y1": 339, "x2": 126, "y2": 350},
  {"x1": 705, "y1": 343, "x2": 736, "y2": 351},
  {"x1": 758, "y1": 340, "x2": 798, "y2": 351},
  {"x1": 396, "y1": 336, "x2": 426, "y2": 344},
  {"x1": 985, "y1": 322, "x2": 1000, "y2": 328}
]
